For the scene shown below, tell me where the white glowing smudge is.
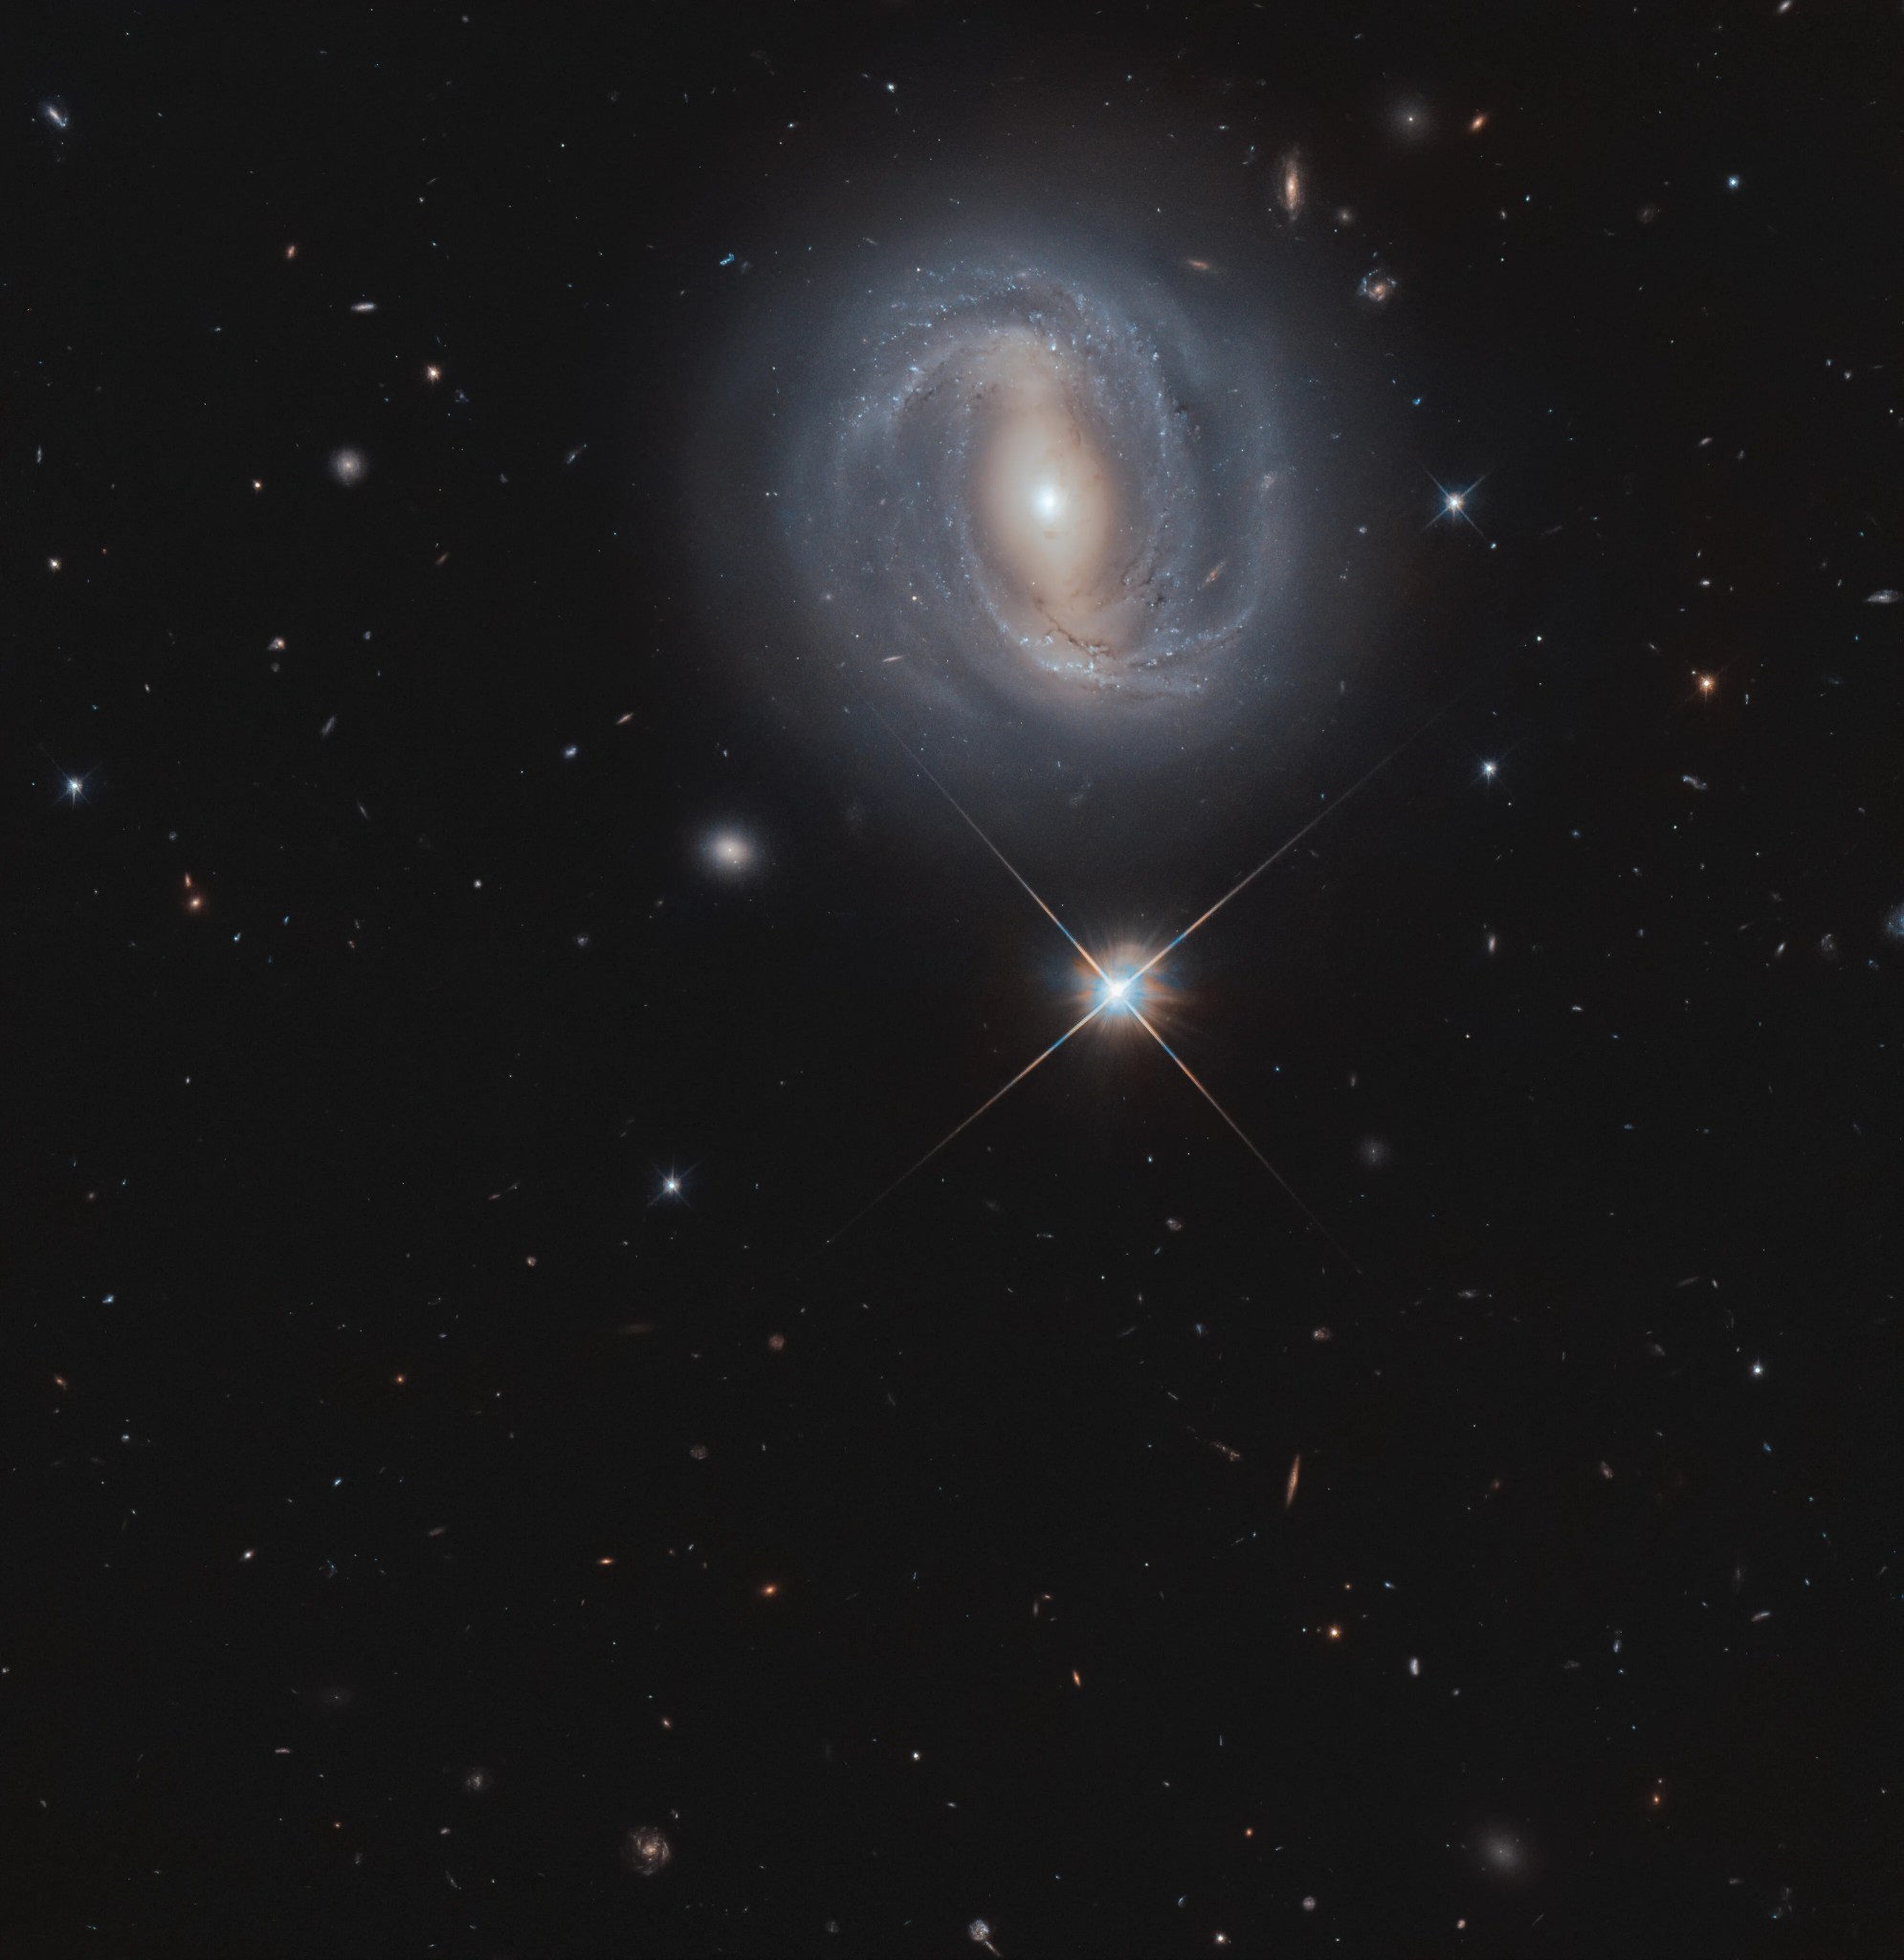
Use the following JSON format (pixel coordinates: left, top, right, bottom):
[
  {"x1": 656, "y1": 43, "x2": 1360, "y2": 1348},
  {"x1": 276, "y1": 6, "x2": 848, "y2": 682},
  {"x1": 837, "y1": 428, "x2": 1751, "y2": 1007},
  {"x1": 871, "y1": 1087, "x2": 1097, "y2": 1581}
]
[{"x1": 701, "y1": 828, "x2": 760, "y2": 875}]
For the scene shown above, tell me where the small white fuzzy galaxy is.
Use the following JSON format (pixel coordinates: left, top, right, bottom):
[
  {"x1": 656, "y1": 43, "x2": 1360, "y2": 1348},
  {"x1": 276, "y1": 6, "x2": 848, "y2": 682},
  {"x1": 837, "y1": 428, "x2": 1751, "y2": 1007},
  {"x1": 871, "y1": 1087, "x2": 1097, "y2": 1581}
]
[{"x1": 697, "y1": 203, "x2": 1309, "y2": 746}]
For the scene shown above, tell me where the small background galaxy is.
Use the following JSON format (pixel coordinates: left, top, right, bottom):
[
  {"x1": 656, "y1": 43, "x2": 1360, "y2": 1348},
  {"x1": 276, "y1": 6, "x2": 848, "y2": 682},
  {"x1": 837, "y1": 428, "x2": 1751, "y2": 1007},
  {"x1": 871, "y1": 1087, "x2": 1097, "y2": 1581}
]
[{"x1": 9, "y1": 3, "x2": 1902, "y2": 1955}]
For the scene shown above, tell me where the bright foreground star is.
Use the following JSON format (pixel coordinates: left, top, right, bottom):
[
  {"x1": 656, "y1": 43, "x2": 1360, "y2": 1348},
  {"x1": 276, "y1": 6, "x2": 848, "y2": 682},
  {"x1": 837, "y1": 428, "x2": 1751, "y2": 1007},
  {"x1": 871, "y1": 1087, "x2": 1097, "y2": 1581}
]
[
  {"x1": 1427, "y1": 471, "x2": 1487, "y2": 535},
  {"x1": 830, "y1": 685, "x2": 1464, "y2": 1259}
]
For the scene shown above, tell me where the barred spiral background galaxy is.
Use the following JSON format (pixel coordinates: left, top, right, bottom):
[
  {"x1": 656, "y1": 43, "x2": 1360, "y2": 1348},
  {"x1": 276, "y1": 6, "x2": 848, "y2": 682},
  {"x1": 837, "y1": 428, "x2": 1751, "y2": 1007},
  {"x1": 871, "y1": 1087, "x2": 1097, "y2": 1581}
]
[{"x1": 695, "y1": 210, "x2": 1311, "y2": 747}]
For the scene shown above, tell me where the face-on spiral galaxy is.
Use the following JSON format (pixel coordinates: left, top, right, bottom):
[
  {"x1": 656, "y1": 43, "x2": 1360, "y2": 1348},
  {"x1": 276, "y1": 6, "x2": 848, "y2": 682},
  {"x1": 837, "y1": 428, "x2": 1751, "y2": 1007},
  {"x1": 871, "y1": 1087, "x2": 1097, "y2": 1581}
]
[{"x1": 695, "y1": 223, "x2": 1298, "y2": 741}]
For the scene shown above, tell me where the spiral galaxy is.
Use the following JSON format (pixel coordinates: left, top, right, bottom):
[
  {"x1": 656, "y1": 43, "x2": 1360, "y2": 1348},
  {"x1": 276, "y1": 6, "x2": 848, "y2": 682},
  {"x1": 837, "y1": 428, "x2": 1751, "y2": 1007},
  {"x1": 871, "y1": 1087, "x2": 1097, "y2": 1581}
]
[{"x1": 695, "y1": 208, "x2": 1305, "y2": 747}]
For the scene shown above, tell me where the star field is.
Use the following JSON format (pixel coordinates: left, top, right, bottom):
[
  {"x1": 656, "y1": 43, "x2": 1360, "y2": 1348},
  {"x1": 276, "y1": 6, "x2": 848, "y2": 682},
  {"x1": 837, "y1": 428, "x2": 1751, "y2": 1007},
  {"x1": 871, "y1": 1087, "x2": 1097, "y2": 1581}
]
[{"x1": 9, "y1": 4, "x2": 1901, "y2": 1955}]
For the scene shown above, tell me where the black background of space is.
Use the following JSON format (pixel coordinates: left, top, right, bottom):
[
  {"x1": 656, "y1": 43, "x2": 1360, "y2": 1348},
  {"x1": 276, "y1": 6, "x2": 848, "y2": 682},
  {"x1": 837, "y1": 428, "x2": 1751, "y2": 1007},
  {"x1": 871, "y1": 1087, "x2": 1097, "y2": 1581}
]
[{"x1": 8, "y1": 3, "x2": 1901, "y2": 1954}]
